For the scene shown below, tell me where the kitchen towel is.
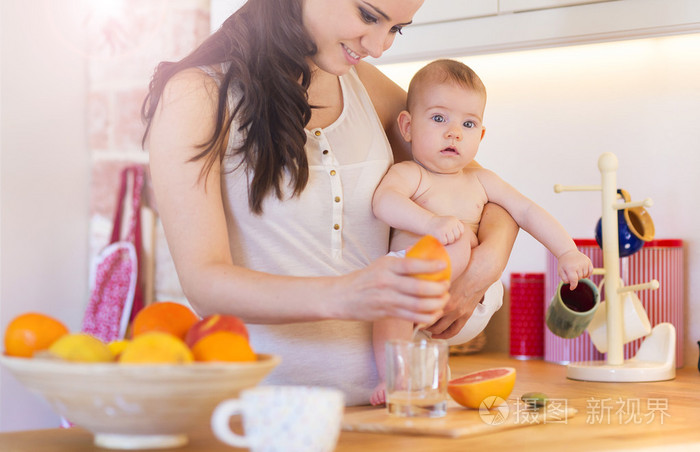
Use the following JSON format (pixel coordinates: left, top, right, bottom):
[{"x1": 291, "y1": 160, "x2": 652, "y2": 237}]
[{"x1": 82, "y1": 165, "x2": 145, "y2": 342}]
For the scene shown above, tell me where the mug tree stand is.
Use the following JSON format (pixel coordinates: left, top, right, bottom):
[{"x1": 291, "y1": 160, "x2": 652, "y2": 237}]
[{"x1": 554, "y1": 152, "x2": 675, "y2": 382}]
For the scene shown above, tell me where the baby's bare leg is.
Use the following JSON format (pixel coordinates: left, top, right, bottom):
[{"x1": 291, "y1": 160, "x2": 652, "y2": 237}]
[
  {"x1": 444, "y1": 231, "x2": 476, "y2": 282},
  {"x1": 371, "y1": 317, "x2": 414, "y2": 406}
]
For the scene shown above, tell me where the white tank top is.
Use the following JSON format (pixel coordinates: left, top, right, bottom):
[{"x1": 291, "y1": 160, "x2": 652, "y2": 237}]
[{"x1": 220, "y1": 68, "x2": 392, "y2": 405}]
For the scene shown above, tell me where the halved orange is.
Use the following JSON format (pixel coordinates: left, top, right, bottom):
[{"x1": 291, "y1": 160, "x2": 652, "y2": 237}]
[
  {"x1": 405, "y1": 235, "x2": 451, "y2": 282},
  {"x1": 448, "y1": 367, "x2": 516, "y2": 409}
]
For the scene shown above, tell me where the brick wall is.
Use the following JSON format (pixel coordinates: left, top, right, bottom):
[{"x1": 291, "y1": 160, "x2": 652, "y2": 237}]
[{"x1": 87, "y1": 0, "x2": 210, "y2": 305}]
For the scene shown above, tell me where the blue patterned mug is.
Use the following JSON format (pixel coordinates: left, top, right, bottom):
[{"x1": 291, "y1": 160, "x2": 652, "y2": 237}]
[{"x1": 595, "y1": 189, "x2": 655, "y2": 257}]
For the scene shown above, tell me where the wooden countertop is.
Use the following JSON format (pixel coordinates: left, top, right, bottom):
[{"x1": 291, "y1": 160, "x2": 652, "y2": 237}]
[{"x1": 1, "y1": 353, "x2": 698, "y2": 451}]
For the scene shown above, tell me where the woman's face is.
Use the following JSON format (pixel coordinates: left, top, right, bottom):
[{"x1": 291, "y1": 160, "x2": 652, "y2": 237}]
[{"x1": 303, "y1": 0, "x2": 424, "y2": 75}]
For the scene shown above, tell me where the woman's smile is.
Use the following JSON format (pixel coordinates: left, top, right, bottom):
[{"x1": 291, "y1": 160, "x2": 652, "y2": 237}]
[{"x1": 342, "y1": 43, "x2": 362, "y2": 64}]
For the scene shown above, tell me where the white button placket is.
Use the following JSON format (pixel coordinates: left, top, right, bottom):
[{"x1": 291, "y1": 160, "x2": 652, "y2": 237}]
[{"x1": 313, "y1": 129, "x2": 344, "y2": 259}]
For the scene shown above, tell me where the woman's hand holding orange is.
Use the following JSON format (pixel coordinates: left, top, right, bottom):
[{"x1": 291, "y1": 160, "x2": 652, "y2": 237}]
[{"x1": 333, "y1": 253, "x2": 449, "y2": 325}]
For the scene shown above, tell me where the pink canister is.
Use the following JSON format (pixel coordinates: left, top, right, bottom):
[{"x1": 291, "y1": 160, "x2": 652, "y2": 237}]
[
  {"x1": 622, "y1": 239, "x2": 684, "y2": 367},
  {"x1": 509, "y1": 273, "x2": 545, "y2": 359}
]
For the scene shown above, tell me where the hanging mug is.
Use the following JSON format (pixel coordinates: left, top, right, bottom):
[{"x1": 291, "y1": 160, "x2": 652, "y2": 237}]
[
  {"x1": 545, "y1": 279, "x2": 600, "y2": 339},
  {"x1": 595, "y1": 189, "x2": 655, "y2": 257},
  {"x1": 586, "y1": 279, "x2": 652, "y2": 353}
]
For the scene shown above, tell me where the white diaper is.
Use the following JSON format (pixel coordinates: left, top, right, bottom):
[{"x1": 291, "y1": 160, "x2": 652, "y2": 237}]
[{"x1": 434, "y1": 280, "x2": 503, "y2": 346}]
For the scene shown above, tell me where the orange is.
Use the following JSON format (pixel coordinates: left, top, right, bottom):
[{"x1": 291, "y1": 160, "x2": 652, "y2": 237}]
[
  {"x1": 4, "y1": 312, "x2": 69, "y2": 357},
  {"x1": 184, "y1": 314, "x2": 249, "y2": 347},
  {"x1": 131, "y1": 301, "x2": 199, "y2": 340},
  {"x1": 405, "y1": 235, "x2": 452, "y2": 282},
  {"x1": 448, "y1": 367, "x2": 516, "y2": 409},
  {"x1": 119, "y1": 332, "x2": 194, "y2": 364},
  {"x1": 190, "y1": 331, "x2": 256, "y2": 363}
]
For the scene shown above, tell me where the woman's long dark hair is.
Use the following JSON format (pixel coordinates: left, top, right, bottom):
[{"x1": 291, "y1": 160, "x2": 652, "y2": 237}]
[{"x1": 141, "y1": 0, "x2": 317, "y2": 213}]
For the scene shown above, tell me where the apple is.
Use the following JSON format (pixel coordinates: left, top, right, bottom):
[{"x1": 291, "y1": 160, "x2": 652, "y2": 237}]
[{"x1": 184, "y1": 314, "x2": 249, "y2": 348}]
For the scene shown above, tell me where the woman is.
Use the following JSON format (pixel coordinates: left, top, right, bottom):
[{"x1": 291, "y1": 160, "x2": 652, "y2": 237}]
[{"x1": 143, "y1": 0, "x2": 517, "y2": 405}]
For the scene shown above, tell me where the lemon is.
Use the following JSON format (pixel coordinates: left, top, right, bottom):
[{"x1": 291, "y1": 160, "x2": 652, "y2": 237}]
[
  {"x1": 48, "y1": 333, "x2": 114, "y2": 363},
  {"x1": 107, "y1": 339, "x2": 131, "y2": 358},
  {"x1": 118, "y1": 332, "x2": 193, "y2": 364},
  {"x1": 448, "y1": 367, "x2": 516, "y2": 409}
]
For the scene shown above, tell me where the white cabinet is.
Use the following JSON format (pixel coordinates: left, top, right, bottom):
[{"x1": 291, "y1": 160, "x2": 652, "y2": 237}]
[
  {"x1": 373, "y1": 0, "x2": 700, "y2": 63},
  {"x1": 210, "y1": 0, "x2": 700, "y2": 64},
  {"x1": 411, "y1": 0, "x2": 610, "y2": 25},
  {"x1": 498, "y1": 0, "x2": 611, "y2": 13},
  {"x1": 210, "y1": 0, "x2": 500, "y2": 29},
  {"x1": 411, "y1": 0, "x2": 498, "y2": 25}
]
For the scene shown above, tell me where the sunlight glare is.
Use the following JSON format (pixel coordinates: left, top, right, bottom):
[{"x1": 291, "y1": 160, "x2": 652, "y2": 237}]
[{"x1": 90, "y1": 0, "x2": 124, "y2": 22}]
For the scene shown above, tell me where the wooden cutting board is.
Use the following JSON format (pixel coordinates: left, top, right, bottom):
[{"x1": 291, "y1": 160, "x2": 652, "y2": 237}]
[{"x1": 342, "y1": 400, "x2": 578, "y2": 438}]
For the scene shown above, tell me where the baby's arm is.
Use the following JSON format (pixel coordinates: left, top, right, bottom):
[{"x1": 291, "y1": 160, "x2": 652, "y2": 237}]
[
  {"x1": 371, "y1": 318, "x2": 414, "y2": 406},
  {"x1": 475, "y1": 169, "x2": 593, "y2": 288},
  {"x1": 373, "y1": 162, "x2": 464, "y2": 245}
]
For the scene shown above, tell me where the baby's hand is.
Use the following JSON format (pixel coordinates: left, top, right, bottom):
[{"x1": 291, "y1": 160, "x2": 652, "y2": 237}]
[
  {"x1": 558, "y1": 250, "x2": 594, "y2": 290},
  {"x1": 425, "y1": 216, "x2": 464, "y2": 245}
]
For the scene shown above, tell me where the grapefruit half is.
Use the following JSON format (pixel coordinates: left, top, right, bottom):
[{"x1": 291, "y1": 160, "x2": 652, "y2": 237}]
[{"x1": 448, "y1": 367, "x2": 516, "y2": 409}]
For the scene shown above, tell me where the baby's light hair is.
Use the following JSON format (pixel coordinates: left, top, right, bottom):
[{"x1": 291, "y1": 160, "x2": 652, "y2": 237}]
[{"x1": 406, "y1": 59, "x2": 486, "y2": 112}]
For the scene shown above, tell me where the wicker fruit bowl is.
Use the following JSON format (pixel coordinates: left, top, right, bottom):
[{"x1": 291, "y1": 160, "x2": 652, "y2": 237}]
[{"x1": 0, "y1": 354, "x2": 280, "y2": 450}]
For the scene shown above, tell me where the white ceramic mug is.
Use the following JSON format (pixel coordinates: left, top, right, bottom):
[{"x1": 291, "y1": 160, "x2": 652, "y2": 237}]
[
  {"x1": 211, "y1": 385, "x2": 345, "y2": 452},
  {"x1": 586, "y1": 280, "x2": 652, "y2": 353}
]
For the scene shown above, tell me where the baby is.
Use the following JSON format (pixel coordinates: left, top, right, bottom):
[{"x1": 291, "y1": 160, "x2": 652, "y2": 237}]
[{"x1": 370, "y1": 59, "x2": 592, "y2": 405}]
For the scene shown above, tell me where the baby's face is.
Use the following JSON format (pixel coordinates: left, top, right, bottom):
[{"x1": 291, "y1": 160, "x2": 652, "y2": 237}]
[{"x1": 405, "y1": 81, "x2": 486, "y2": 174}]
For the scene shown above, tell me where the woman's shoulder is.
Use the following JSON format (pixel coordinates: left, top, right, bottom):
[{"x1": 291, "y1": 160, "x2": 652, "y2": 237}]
[
  {"x1": 153, "y1": 67, "x2": 222, "y2": 140},
  {"x1": 163, "y1": 67, "x2": 220, "y2": 103},
  {"x1": 355, "y1": 61, "x2": 412, "y2": 162},
  {"x1": 354, "y1": 61, "x2": 396, "y2": 88},
  {"x1": 354, "y1": 62, "x2": 406, "y2": 115}
]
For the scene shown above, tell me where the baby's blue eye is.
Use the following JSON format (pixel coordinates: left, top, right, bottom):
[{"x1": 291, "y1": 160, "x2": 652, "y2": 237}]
[
  {"x1": 463, "y1": 120, "x2": 476, "y2": 128},
  {"x1": 431, "y1": 114, "x2": 445, "y2": 123}
]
